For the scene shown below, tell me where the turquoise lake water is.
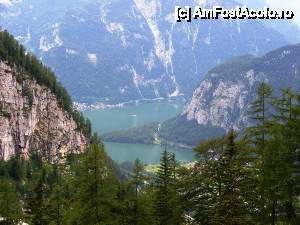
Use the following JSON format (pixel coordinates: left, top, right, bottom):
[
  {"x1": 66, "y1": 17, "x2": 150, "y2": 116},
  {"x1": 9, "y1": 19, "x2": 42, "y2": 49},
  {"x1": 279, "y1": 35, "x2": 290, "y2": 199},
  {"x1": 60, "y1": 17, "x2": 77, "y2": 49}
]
[{"x1": 84, "y1": 101, "x2": 196, "y2": 163}]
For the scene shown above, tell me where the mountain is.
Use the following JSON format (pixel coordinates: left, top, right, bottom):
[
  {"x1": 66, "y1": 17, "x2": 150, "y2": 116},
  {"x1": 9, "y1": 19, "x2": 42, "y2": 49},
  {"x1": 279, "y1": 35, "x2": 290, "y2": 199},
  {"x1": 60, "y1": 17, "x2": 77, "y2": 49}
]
[
  {"x1": 238, "y1": 0, "x2": 300, "y2": 44},
  {"x1": 160, "y1": 43, "x2": 300, "y2": 146},
  {"x1": 0, "y1": 0, "x2": 289, "y2": 104},
  {"x1": 0, "y1": 30, "x2": 90, "y2": 161},
  {"x1": 103, "y1": 43, "x2": 300, "y2": 147}
]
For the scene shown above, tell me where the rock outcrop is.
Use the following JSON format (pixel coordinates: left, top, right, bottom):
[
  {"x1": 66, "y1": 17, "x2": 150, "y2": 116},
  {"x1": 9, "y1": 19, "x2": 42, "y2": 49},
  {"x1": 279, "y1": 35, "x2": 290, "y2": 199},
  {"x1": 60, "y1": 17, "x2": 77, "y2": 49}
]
[
  {"x1": 183, "y1": 45, "x2": 300, "y2": 132},
  {"x1": 0, "y1": 60, "x2": 87, "y2": 161},
  {"x1": 101, "y1": 44, "x2": 300, "y2": 148},
  {"x1": 158, "y1": 44, "x2": 300, "y2": 146}
]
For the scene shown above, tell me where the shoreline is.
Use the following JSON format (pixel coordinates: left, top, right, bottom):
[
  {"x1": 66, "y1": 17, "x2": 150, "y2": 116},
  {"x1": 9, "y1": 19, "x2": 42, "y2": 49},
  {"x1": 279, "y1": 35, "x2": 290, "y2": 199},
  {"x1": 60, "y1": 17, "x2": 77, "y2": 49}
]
[{"x1": 74, "y1": 96, "x2": 186, "y2": 111}]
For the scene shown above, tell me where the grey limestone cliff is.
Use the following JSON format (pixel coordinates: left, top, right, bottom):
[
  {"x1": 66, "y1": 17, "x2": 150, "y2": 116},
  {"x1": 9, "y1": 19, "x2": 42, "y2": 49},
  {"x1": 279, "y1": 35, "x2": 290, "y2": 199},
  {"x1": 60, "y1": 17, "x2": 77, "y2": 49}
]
[{"x1": 0, "y1": 60, "x2": 88, "y2": 161}]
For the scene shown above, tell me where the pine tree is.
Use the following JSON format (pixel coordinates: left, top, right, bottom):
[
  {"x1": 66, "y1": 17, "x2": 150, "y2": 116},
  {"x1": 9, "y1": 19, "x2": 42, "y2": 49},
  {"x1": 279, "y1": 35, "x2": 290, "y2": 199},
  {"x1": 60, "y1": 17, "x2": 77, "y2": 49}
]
[
  {"x1": 131, "y1": 159, "x2": 145, "y2": 225},
  {"x1": 0, "y1": 178, "x2": 23, "y2": 225},
  {"x1": 211, "y1": 132, "x2": 254, "y2": 225},
  {"x1": 68, "y1": 135, "x2": 118, "y2": 225},
  {"x1": 270, "y1": 89, "x2": 299, "y2": 224},
  {"x1": 46, "y1": 184, "x2": 64, "y2": 225},
  {"x1": 248, "y1": 81, "x2": 273, "y2": 150},
  {"x1": 25, "y1": 175, "x2": 49, "y2": 225},
  {"x1": 191, "y1": 132, "x2": 255, "y2": 225},
  {"x1": 248, "y1": 82, "x2": 275, "y2": 224},
  {"x1": 154, "y1": 148, "x2": 182, "y2": 225},
  {"x1": 45, "y1": 163, "x2": 66, "y2": 225},
  {"x1": 247, "y1": 85, "x2": 300, "y2": 224}
]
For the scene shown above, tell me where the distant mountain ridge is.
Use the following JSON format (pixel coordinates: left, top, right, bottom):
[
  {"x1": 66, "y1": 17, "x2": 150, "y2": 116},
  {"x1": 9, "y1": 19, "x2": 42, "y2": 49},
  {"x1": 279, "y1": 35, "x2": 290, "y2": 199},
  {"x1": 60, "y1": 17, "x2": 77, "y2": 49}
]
[
  {"x1": 0, "y1": 0, "x2": 291, "y2": 104},
  {"x1": 159, "y1": 43, "x2": 300, "y2": 146},
  {"x1": 103, "y1": 43, "x2": 300, "y2": 147}
]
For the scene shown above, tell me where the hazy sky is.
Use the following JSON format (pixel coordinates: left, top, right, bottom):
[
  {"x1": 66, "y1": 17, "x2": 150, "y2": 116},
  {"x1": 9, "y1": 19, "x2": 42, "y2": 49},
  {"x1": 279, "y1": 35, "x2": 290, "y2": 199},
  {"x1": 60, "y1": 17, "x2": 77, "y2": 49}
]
[{"x1": 266, "y1": 0, "x2": 300, "y2": 26}]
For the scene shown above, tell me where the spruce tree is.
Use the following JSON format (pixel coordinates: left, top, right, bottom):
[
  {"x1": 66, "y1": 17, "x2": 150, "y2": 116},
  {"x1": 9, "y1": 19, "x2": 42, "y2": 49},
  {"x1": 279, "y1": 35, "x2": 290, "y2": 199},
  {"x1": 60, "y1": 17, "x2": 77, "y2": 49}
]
[
  {"x1": 25, "y1": 175, "x2": 49, "y2": 225},
  {"x1": 69, "y1": 135, "x2": 118, "y2": 225},
  {"x1": 131, "y1": 159, "x2": 145, "y2": 225},
  {"x1": 248, "y1": 81, "x2": 273, "y2": 150},
  {"x1": 0, "y1": 178, "x2": 23, "y2": 225},
  {"x1": 248, "y1": 82, "x2": 274, "y2": 224},
  {"x1": 191, "y1": 132, "x2": 255, "y2": 225},
  {"x1": 154, "y1": 148, "x2": 182, "y2": 225},
  {"x1": 270, "y1": 89, "x2": 299, "y2": 224},
  {"x1": 46, "y1": 184, "x2": 64, "y2": 225}
]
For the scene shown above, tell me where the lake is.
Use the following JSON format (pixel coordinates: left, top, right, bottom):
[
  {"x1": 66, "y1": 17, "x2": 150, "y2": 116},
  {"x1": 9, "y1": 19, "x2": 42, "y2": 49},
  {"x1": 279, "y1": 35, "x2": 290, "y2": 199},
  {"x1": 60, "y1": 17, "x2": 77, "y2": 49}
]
[
  {"x1": 84, "y1": 100, "x2": 197, "y2": 164},
  {"x1": 104, "y1": 142, "x2": 196, "y2": 164}
]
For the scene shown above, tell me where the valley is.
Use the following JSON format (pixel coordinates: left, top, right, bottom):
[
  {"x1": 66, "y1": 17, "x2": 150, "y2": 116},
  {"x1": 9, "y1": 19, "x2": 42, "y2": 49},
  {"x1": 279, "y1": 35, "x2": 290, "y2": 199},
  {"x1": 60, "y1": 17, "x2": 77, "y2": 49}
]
[
  {"x1": 83, "y1": 100, "x2": 196, "y2": 163},
  {"x1": 0, "y1": 0, "x2": 293, "y2": 104},
  {"x1": 1, "y1": 1, "x2": 300, "y2": 224}
]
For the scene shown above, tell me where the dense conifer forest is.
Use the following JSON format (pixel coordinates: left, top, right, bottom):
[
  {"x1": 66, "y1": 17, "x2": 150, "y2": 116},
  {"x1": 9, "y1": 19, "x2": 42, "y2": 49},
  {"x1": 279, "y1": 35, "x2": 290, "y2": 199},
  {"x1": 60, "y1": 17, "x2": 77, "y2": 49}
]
[
  {"x1": 0, "y1": 82, "x2": 299, "y2": 225},
  {"x1": 0, "y1": 30, "x2": 299, "y2": 225}
]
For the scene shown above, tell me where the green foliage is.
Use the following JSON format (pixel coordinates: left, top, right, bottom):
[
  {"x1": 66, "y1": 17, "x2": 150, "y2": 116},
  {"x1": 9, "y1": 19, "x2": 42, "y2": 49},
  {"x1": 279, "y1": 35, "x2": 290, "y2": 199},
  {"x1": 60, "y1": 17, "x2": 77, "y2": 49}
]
[
  {"x1": 0, "y1": 82, "x2": 299, "y2": 225},
  {"x1": 67, "y1": 136, "x2": 118, "y2": 225},
  {"x1": 22, "y1": 84, "x2": 34, "y2": 109},
  {"x1": 0, "y1": 178, "x2": 23, "y2": 224},
  {"x1": 25, "y1": 176, "x2": 49, "y2": 225},
  {"x1": 246, "y1": 83, "x2": 300, "y2": 225},
  {"x1": 153, "y1": 149, "x2": 183, "y2": 225},
  {"x1": 176, "y1": 83, "x2": 300, "y2": 225},
  {"x1": 0, "y1": 102, "x2": 10, "y2": 118},
  {"x1": 130, "y1": 159, "x2": 146, "y2": 225},
  {"x1": 103, "y1": 117, "x2": 226, "y2": 147},
  {"x1": 187, "y1": 132, "x2": 256, "y2": 225},
  {"x1": 248, "y1": 81, "x2": 273, "y2": 150},
  {"x1": 210, "y1": 55, "x2": 255, "y2": 75},
  {"x1": 102, "y1": 123, "x2": 157, "y2": 144},
  {"x1": 0, "y1": 29, "x2": 91, "y2": 138},
  {"x1": 159, "y1": 117, "x2": 226, "y2": 147}
]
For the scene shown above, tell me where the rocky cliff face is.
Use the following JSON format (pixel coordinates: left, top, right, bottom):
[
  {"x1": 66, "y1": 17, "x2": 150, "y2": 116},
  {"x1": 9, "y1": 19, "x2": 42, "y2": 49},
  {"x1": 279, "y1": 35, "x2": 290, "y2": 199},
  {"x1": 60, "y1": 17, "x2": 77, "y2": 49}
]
[
  {"x1": 102, "y1": 44, "x2": 300, "y2": 147},
  {"x1": 0, "y1": 60, "x2": 88, "y2": 161},
  {"x1": 183, "y1": 45, "x2": 300, "y2": 132},
  {"x1": 158, "y1": 44, "x2": 300, "y2": 146},
  {"x1": 183, "y1": 56, "x2": 261, "y2": 131}
]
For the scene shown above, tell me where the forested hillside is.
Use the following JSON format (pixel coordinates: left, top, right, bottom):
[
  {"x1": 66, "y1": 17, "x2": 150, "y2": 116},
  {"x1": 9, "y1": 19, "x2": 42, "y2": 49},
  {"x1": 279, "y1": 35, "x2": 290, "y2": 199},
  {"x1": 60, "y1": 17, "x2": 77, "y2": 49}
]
[
  {"x1": 0, "y1": 21, "x2": 299, "y2": 225},
  {"x1": 1, "y1": 82, "x2": 300, "y2": 224},
  {"x1": 0, "y1": 29, "x2": 91, "y2": 137},
  {"x1": 103, "y1": 44, "x2": 300, "y2": 147},
  {"x1": 161, "y1": 44, "x2": 300, "y2": 147}
]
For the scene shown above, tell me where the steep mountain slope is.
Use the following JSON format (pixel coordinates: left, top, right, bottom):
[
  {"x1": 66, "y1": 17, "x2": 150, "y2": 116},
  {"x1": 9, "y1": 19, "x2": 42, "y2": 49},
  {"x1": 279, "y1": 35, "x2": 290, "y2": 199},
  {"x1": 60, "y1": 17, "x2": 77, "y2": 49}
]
[
  {"x1": 0, "y1": 0, "x2": 288, "y2": 104},
  {"x1": 0, "y1": 31, "x2": 90, "y2": 161},
  {"x1": 103, "y1": 44, "x2": 300, "y2": 147},
  {"x1": 159, "y1": 44, "x2": 300, "y2": 146}
]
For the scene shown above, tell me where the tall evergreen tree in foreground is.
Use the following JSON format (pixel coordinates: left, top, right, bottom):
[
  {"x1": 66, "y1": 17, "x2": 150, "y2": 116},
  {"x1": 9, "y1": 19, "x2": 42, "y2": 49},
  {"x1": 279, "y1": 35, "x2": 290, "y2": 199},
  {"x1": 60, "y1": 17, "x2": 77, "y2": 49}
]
[
  {"x1": 248, "y1": 82, "x2": 274, "y2": 224},
  {"x1": 0, "y1": 178, "x2": 23, "y2": 225},
  {"x1": 131, "y1": 159, "x2": 146, "y2": 225},
  {"x1": 25, "y1": 174, "x2": 49, "y2": 225},
  {"x1": 248, "y1": 84, "x2": 300, "y2": 225},
  {"x1": 67, "y1": 134, "x2": 118, "y2": 225},
  {"x1": 154, "y1": 148, "x2": 183, "y2": 225},
  {"x1": 189, "y1": 132, "x2": 255, "y2": 225}
]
